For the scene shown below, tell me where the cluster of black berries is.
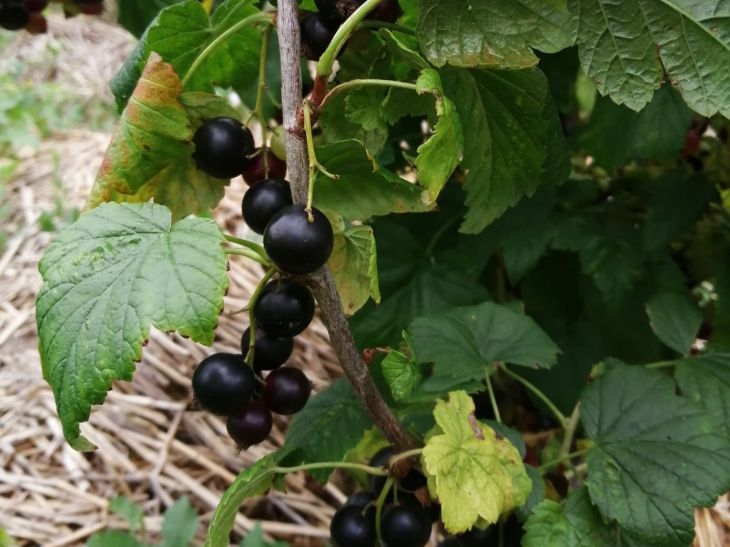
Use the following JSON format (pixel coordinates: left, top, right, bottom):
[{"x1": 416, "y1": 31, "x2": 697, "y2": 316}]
[
  {"x1": 301, "y1": 0, "x2": 403, "y2": 60},
  {"x1": 331, "y1": 447, "x2": 434, "y2": 547},
  {"x1": 0, "y1": 1, "x2": 104, "y2": 33},
  {"x1": 192, "y1": 117, "x2": 286, "y2": 184},
  {"x1": 191, "y1": 116, "x2": 335, "y2": 448}
]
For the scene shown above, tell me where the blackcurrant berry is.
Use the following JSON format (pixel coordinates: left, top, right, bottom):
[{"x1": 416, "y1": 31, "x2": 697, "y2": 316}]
[
  {"x1": 241, "y1": 327, "x2": 293, "y2": 373},
  {"x1": 242, "y1": 178, "x2": 293, "y2": 235},
  {"x1": 226, "y1": 400, "x2": 273, "y2": 447},
  {"x1": 380, "y1": 499, "x2": 432, "y2": 547},
  {"x1": 263, "y1": 204, "x2": 334, "y2": 275},
  {"x1": 25, "y1": 11, "x2": 46, "y2": 33},
  {"x1": 0, "y1": 2, "x2": 29, "y2": 30},
  {"x1": 345, "y1": 491, "x2": 377, "y2": 510},
  {"x1": 370, "y1": 446, "x2": 427, "y2": 495},
  {"x1": 263, "y1": 367, "x2": 311, "y2": 415},
  {"x1": 330, "y1": 504, "x2": 376, "y2": 547},
  {"x1": 369, "y1": 0, "x2": 402, "y2": 23},
  {"x1": 78, "y1": 0, "x2": 104, "y2": 16},
  {"x1": 454, "y1": 524, "x2": 497, "y2": 547},
  {"x1": 301, "y1": 12, "x2": 337, "y2": 60},
  {"x1": 192, "y1": 353, "x2": 256, "y2": 416},
  {"x1": 242, "y1": 149, "x2": 287, "y2": 186},
  {"x1": 25, "y1": 0, "x2": 49, "y2": 13},
  {"x1": 192, "y1": 117, "x2": 254, "y2": 179},
  {"x1": 254, "y1": 279, "x2": 315, "y2": 337}
]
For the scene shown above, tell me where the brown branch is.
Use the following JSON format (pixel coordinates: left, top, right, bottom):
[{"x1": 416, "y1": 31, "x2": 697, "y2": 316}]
[{"x1": 276, "y1": 0, "x2": 415, "y2": 451}]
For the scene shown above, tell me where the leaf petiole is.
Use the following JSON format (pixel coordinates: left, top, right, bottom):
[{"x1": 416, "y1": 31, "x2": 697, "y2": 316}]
[
  {"x1": 316, "y1": 0, "x2": 384, "y2": 77},
  {"x1": 536, "y1": 448, "x2": 588, "y2": 473},
  {"x1": 319, "y1": 79, "x2": 419, "y2": 111},
  {"x1": 181, "y1": 11, "x2": 274, "y2": 88},
  {"x1": 500, "y1": 365, "x2": 567, "y2": 428},
  {"x1": 485, "y1": 371, "x2": 502, "y2": 423},
  {"x1": 245, "y1": 267, "x2": 276, "y2": 367},
  {"x1": 224, "y1": 234, "x2": 267, "y2": 256},
  {"x1": 302, "y1": 101, "x2": 337, "y2": 219},
  {"x1": 224, "y1": 247, "x2": 271, "y2": 267},
  {"x1": 374, "y1": 476, "x2": 395, "y2": 543},
  {"x1": 272, "y1": 461, "x2": 389, "y2": 476},
  {"x1": 255, "y1": 26, "x2": 272, "y2": 177},
  {"x1": 357, "y1": 20, "x2": 415, "y2": 35}
]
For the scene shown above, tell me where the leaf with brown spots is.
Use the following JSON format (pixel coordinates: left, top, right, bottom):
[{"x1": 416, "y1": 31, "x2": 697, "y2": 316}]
[{"x1": 88, "y1": 53, "x2": 229, "y2": 220}]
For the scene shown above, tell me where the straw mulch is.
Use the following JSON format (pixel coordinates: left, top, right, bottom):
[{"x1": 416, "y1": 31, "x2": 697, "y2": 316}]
[{"x1": 0, "y1": 9, "x2": 728, "y2": 547}]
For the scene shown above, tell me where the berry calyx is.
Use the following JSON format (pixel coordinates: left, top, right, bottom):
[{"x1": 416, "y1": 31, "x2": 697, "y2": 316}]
[
  {"x1": 242, "y1": 149, "x2": 287, "y2": 186},
  {"x1": 380, "y1": 499, "x2": 432, "y2": 547},
  {"x1": 192, "y1": 353, "x2": 256, "y2": 416},
  {"x1": 192, "y1": 117, "x2": 254, "y2": 179},
  {"x1": 0, "y1": 2, "x2": 30, "y2": 30},
  {"x1": 263, "y1": 204, "x2": 334, "y2": 275},
  {"x1": 330, "y1": 504, "x2": 376, "y2": 547},
  {"x1": 254, "y1": 279, "x2": 315, "y2": 337},
  {"x1": 263, "y1": 367, "x2": 311, "y2": 415},
  {"x1": 241, "y1": 327, "x2": 293, "y2": 373},
  {"x1": 242, "y1": 178, "x2": 293, "y2": 235},
  {"x1": 301, "y1": 12, "x2": 337, "y2": 61},
  {"x1": 226, "y1": 400, "x2": 273, "y2": 447}
]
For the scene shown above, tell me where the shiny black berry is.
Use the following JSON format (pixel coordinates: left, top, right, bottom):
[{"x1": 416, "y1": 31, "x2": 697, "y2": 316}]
[
  {"x1": 254, "y1": 279, "x2": 315, "y2": 337},
  {"x1": 0, "y1": 2, "x2": 29, "y2": 30},
  {"x1": 242, "y1": 178, "x2": 293, "y2": 235},
  {"x1": 370, "y1": 446, "x2": 427, "y2": 496},
  {"x1": 263, "y1": 367, "x2": 311, "y2": 415},
  {"x1": 25, "y1": 0, "x2": 49, "y2": 13},
  {"x1": 192, "y1": 117, "x2": 254, "y2": 179},
  {"x1": 381, "y1": 499, "x2": 432, "y2": 547},
  {"x1": 241, "y1": 327, "x2": 293, "y2": 373},
  {"x1": 226, "y1": 400, "x2": 273, "y2": 447},
  {"x1": 345, "y1": 491, "x2": 377, "y2": 510},
  {"x1": 192, "y1": 353, "x2": 256, "y2": 416},
  {"x1": 301, "y1": 12, "x2": 337, "y2": 60},
  {"x1": 455, "y1": 525, "x2": 498, "y2": 547},
  {"x1": 330, "y1": 504, "x2": 376, "y2": 547},
  {"x1": 263, "y1": 204, "x2": 334, "y2": 275}
]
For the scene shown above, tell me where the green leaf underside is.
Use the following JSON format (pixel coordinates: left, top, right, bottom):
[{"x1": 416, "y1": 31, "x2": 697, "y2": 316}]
[
  {"x1": 422, "y1": 391, "x2": 531, "y2": 533},
  {"x1": 111, "y1": 0, "x2": 262, "y2": 110},
  {"x1": 205, "y1": 455, "x2": 280, "y2": 547},
  {"x1": 89, "y1": 54, "x2": 226, "y2": 220},
  {"x1": 443, "y1": 68, "x2": 567, "y2": 233},
  {"x1": 675, "y1": 353, "x2": 730, "y2": 436},
  {"x1": 109, "y1": 496, "x2": 144, "y2": 532},
  {"x1": 569, "y1": 0, "x2": 730, "y2": 116},
  {"x1": 161, "y1": 498, "x2": 199, "y2": 547},
  {"x1": 417, "y1": 0, "x2": 572, "y2": 69},
  {"x1": 382, "y1": 345, "x2": 420, "y2": 401},
  {"x1": 581, "y1": 364, "x2": 730, "y2": 546},
  {"x1": 87, "y1": 531, "x2": 141, "y2": 547},
  {"x1": 240, "y1": 525, "x2": 288, "y2": 547},
  {"x1": 523, "y1": 488, "x2": 611, "y2": 547},
  {"x1": 646, "y1": 292, "x2": 702, "y2": 354},
  {"x1": 314, "y1": 140, "x2": 433, "y2": 219},
  {"x1": 116, "y1": 0, "x2": 181, "y2": 38},
  {"x1": 281, "y1": 380, "x2": 373, "y2": 482},
  {"x1": 411, "y1": 302, "x2": 560, "y2": 389},
  {"x1": 36, "y1": 202, "x2": 228, "y2": 450},
  {"x1": 328, "y1": 224, "x2": 380, "y2": 316}
]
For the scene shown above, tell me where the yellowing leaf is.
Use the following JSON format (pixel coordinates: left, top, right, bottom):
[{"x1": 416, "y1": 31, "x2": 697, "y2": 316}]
[{"x1": 422, "y1": 391, "x2": 531, "y2": 533}]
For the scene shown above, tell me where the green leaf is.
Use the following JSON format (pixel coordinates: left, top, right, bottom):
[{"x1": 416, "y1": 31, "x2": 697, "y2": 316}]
[
  {"x1": 240, "y1": 524, "x2": 287, "y2": 547},
  {"x1": 675, "y1": 352, "x2": 730, "y2": 436},
  {"x1": 112, "y1": 0, "x2": 263, "y2": 110},
  {"x1": 281, "y1": 380, "x2": 373, "y2": 482},
  {"x1": 417, "y1": 0, "x2": 572, "y2": 69},
  {"x1": 413, "y1": 69, "x2": 463, "y2": 201},
  {"x1": 646, "y1": 292, "x2": 702, "y2": 354},
  {"x1": 109, "y1": 497, "x2": 144, "y2": 533},
  {"x1": 117, "y1": 0, "x2": 182, "y2": 38},
  {"x1": 179, "y1": 92, "x2": 240, "y2": 125},
  {"x1": 581, "y1": 364, "x2": 730, "y2": 546},
  {"x1": 36, "y1": 202, "x2": 227, "y2": 450},
  {"x1": 161, "y1": 498, "x2": 199, "y2": 547},
  {"x1": 382, "y1": 333, "x2": 420, "y2": 401},
  {"x1": 87, "y1": 531, "x2": 143, "y2": 547},
  {"x1": 581, "y1": 85, "x2": 693, "y2": 172},
  {"x1": 314, "y1": 140, "x2": 433, "y2": 219},
  {"x1": 422, "y1": 391, "x2": 531, "y2": 533},
  {"x1": 328, "y1": 224, "x2": 380, "y2": 316},
  {"x1": 517, "y1": 465, "x2": 546, "y2": 520},
  {"x1": 411, "y1": 302, "x2": 560, "y2": 389},
  {"x1": 205, "y1": 455, "x2": 279, "y2": 547},
  {"x1": 442, "y1": 68, "x2": 566, "y2": 233},
  {"x1": 89, "y1": 55, "x2": 226, "y2": 220},
  {"x1": 569, "y1": 0, "x2": 730, "y2": 116},
  {"x1": 523, "y1": 488, "x2": 608, "y2": 547}
]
